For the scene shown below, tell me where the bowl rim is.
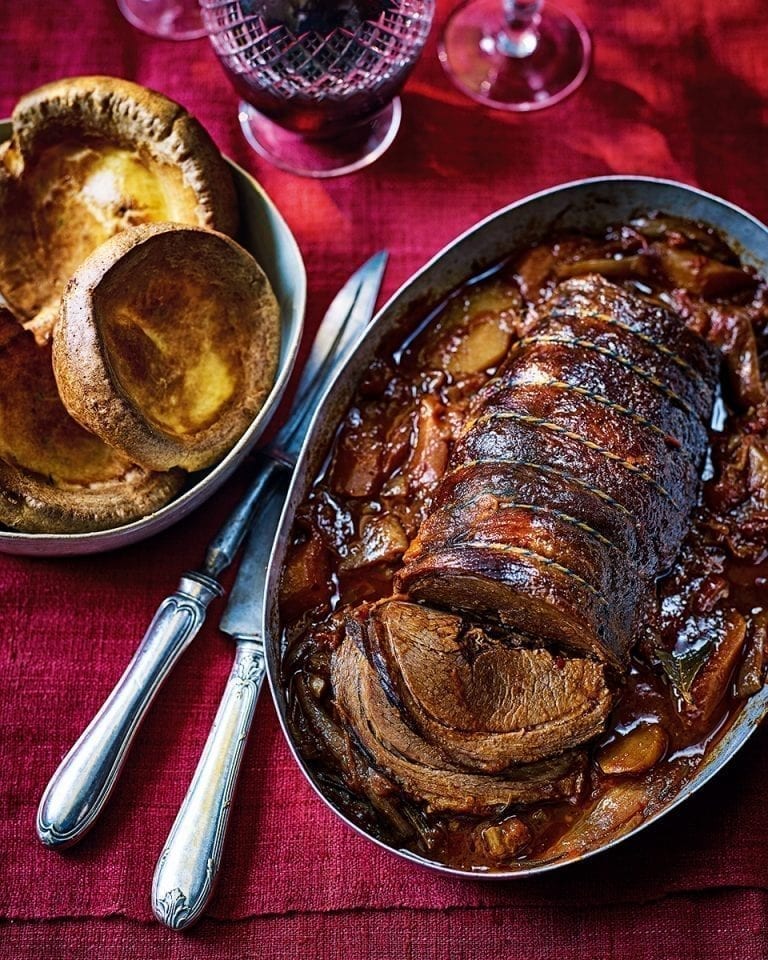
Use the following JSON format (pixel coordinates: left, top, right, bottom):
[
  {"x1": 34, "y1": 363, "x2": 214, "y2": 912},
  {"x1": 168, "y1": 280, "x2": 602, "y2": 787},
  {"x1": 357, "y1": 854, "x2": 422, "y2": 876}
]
[
  {"x1": 265, "y1": 174, "x2": 768, "y2": 879},
  {"x1": 0, "y1": 119, "x2": 306, "y2": 555}
]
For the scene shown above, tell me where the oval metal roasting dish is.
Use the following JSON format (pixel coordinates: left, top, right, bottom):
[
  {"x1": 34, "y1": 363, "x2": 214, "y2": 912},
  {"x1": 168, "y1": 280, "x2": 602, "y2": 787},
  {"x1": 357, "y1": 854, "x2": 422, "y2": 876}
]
[{"x1": 264, "y1": 177, "x2": 768, "y2": 878}]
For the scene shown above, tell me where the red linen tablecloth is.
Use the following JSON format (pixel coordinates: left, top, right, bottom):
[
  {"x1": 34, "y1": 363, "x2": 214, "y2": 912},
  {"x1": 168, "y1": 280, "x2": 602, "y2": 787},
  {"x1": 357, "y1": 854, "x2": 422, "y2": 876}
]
[{"x1": 1, "y1": 1, "x2": 767, "y2": 957}]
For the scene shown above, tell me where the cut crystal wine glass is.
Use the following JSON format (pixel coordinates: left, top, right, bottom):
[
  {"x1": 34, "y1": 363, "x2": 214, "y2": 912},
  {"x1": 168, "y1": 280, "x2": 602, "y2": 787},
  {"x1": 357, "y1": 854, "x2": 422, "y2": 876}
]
[
  {"x1": 200, "y1": 1, "x2": 434, "y2": 178},
  {"x1": 439, "y1": 0, "x2": 591, "y2": 111}
]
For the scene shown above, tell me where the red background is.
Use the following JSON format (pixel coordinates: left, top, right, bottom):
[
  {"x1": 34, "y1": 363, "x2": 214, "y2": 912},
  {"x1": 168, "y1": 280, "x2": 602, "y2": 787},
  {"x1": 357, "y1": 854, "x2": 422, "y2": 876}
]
[{"x1": 1, "y1": 1, "x2": 767, "y2": 957}]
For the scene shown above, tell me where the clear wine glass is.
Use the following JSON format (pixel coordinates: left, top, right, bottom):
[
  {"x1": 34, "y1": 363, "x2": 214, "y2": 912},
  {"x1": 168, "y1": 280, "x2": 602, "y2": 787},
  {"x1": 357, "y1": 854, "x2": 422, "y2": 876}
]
[
  {"x1": 439, "y1": 0, "x2": 591, "y2": 111},
  {"x1": 200, "y1": 1, "x2": 434, "y2": 178},
  {"x1": 116, "y1": 0, "x2": 206, "y2": 40}
]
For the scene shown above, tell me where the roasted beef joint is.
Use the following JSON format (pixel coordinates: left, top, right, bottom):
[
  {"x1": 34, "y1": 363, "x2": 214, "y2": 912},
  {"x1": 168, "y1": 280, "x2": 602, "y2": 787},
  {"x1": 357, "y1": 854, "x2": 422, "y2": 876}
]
[{"x1": 330, "y1": 274, "x2": 718, "y2": 807}]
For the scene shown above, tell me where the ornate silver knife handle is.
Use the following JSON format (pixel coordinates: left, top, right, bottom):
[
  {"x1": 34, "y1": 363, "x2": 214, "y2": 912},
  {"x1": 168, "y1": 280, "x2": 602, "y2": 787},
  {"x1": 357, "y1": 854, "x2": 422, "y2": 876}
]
[
  {"x1": 152, "y1": 640, "x2": 266, "y2": 929},
  {"x1": 36, "y1": 573, "x2": 223, "y2": 849}
]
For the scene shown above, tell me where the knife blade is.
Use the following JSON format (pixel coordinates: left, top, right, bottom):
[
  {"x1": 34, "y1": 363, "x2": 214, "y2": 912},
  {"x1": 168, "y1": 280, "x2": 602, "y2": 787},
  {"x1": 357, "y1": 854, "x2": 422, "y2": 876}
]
[
  {"x1": 152, "y1": 476, "x2": 286, "y2": 931},
  {"x1": 201, "y1": 249, "x2": 388, "y2": 576},
  {"x1": 37, "y1": 252, "x2": 387, "y2": 850}
]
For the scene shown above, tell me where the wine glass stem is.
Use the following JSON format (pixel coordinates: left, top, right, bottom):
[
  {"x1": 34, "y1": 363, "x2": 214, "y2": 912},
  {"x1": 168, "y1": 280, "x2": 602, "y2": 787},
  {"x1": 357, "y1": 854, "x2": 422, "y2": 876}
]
[{"x1": 496, "y1": 0, "x2": 542, "y2": 58}]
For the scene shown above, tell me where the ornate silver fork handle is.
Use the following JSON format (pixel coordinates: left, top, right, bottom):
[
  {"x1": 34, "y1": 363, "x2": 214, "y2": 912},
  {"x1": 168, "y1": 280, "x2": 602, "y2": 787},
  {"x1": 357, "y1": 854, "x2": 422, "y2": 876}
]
[
  {"x1": 152, "y1": 640, "x2": 266, "y2": 929},
  {"x1": 37, "y1": 573, "x2": 223, "y2": 848}
]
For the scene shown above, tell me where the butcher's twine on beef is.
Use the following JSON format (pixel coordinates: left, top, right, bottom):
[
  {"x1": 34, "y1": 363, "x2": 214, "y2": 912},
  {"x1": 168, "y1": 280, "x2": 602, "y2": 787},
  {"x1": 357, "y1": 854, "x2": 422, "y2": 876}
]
[{"x1": 331, "y1": 276, "x2": 718, "y2": 812}]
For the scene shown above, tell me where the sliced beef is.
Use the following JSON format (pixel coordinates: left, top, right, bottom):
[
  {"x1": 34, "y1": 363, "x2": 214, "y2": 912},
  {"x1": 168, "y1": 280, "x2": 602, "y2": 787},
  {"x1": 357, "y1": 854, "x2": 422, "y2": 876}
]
[
  {"x1": 359, "y1": 600, "x2": 612, "y2": 770},
  {"x1": 331, "y1": 629, "x2": 587, "y2": 813},
  {"x1": 398, "y1": 275, "x2": 718, "y2": 667}
]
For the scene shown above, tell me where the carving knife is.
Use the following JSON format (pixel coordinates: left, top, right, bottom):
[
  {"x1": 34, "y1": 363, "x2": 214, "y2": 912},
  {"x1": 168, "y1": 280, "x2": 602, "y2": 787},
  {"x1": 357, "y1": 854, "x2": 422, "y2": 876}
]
[
  {"x1": 152, "y1": 476, "x2": 286, "y2": 930},
  {"x1": 37, "y1": 251, "x2": 388, "y2": 850}
]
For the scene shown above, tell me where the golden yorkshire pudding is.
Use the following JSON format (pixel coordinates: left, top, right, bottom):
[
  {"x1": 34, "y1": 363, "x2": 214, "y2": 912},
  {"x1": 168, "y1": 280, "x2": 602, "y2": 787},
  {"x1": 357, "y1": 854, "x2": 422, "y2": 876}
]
[
  {"x1": 53, "y1": 222, "x2": 282, "y2": 473},
  {"x1": 0, "y1": 308, "x2": 184, "y2": 534},
  {"x1": 0, "y1": 75, "x2": 238, "y2": 341}
]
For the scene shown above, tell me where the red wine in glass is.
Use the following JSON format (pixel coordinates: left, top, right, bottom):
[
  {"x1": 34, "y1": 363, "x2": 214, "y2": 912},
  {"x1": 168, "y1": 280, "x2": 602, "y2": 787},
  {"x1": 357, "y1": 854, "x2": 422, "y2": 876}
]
[{"x1": 201, "y1": 0, "x2": 434, "y2": 177}]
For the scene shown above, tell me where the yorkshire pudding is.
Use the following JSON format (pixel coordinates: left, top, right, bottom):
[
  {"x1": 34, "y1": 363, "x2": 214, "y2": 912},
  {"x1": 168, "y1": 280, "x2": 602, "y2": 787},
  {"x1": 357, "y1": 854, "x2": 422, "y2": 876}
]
[
  {"x1": 0, "y1": 308, "x2": 184, "y2": 533},
  {"x1": 53, "y1": 222, "x2": 282, "y2": 472},
  {"x1": 0, "y1": 75, "x2": 238, "y2": 340}
]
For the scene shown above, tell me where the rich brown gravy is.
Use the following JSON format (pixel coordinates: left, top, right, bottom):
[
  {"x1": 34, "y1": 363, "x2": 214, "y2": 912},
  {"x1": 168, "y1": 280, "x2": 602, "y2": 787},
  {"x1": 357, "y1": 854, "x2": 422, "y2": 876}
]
[{"x1": 279, "y1": 215, "x2": 768, "y2": 871}]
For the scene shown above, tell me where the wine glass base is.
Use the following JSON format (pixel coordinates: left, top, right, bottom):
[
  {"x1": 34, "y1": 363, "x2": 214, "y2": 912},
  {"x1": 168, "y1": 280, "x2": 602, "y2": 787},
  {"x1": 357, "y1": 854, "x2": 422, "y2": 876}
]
[
  {"x1": 237, "y1": 99, "x2": 402, "y2": 179},
  {"x1": 439, "y1": 0, "x2": 591, "y2": 111},
  {"x1": 116, "y1": 0, "x2": 206, "y2": 40}
]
